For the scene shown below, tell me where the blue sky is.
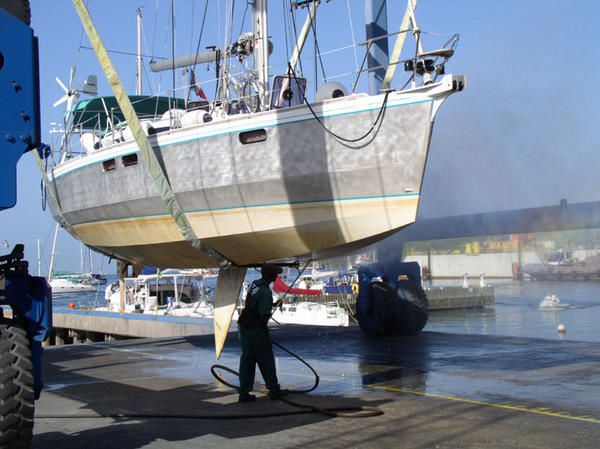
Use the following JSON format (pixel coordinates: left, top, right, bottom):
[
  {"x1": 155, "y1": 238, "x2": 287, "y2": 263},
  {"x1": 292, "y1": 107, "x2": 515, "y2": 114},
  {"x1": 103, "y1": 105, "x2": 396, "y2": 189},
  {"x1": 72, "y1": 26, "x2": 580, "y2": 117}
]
[{"x1": 2, "y1": 0, "x2": 599, "y2": 273}]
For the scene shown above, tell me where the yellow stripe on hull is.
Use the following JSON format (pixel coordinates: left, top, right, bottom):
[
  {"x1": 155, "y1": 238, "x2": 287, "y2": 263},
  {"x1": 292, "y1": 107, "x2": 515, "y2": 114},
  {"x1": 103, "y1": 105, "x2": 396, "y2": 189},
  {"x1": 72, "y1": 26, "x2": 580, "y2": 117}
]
[{"x1": 73, "y1": 196, "x2": 419, "y2": 266}]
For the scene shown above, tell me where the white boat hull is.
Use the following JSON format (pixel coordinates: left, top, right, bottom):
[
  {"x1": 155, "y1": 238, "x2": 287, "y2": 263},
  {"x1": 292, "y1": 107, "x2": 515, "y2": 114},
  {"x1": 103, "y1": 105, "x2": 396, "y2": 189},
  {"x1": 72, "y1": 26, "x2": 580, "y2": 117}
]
[
  {"x1": 50, "y1": 78, "x2": 460, "y2": 267},
  {"x1": 272, "y1": 302, "x2": 350, "y2": 327},
  {"x1": 50, "y1": 279, "x2": 96, "y2": 294}
]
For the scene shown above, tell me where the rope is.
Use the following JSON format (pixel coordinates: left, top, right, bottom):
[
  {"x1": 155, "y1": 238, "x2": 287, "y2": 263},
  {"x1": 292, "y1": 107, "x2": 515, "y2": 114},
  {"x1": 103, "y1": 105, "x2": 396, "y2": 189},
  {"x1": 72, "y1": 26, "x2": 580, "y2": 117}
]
[
  {"x1": 346, "y1": 0, "x2": 359, "y2": 74},
  {"x1": 210, "y1": 339, "x2": 382, "y2": 418},
  {"x1": 210, "y1": 341, "x2": 383, "y2": 418},
  {"x1": 211, "y1": 339, "x2": 319, "y2": 394},
  {"x1": 288, "y1": 63, "x2": 391, "y2": 148}
]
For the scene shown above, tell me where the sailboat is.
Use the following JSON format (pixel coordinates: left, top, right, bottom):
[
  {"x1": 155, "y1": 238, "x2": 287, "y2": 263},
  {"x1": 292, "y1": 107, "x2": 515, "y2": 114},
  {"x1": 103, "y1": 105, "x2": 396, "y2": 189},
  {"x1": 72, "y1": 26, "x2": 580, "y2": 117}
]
[
  {"x1": 44, "y1": 0, "x2": 464, "y2": 269},
  {"x1": 47, "y1": 224, "x2": 96, "y2": 294},
  {"x1": 42, "y1": 0, "x2": 465, "y2": 355}
]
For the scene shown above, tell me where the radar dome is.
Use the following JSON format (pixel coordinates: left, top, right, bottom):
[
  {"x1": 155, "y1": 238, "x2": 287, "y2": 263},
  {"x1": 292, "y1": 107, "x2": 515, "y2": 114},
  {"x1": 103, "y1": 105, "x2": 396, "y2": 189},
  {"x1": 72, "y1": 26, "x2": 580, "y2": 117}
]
[{"x1": 316, "y1": 82, "x2": 348, "y2": 102}]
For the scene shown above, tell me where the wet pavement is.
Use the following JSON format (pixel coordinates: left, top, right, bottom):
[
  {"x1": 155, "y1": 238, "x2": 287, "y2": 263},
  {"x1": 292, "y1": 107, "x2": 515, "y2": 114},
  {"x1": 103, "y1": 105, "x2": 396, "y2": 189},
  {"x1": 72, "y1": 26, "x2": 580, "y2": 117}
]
[{"x1": 33, "y1": 325, "x2": 600, "y2": 448}]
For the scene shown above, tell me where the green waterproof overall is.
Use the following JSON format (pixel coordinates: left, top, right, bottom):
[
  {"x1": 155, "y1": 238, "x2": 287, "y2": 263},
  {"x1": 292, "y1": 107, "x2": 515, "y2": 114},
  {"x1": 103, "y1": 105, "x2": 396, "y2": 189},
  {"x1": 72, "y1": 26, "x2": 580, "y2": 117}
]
[{"x1": 238, "y1": 279, "x2": 281, "y2": 395}]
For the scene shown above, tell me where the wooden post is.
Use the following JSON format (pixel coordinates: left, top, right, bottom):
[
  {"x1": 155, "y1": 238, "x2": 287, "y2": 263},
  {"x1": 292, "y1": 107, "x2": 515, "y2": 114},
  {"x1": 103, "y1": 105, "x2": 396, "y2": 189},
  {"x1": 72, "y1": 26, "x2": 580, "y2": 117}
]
[
  {"x1": 427, "y1": 244, "x2": 432, "y2": 280},
  {"x1": 117, "y1": 260, "x2": 128, "y2": 315},
  {"x1": 55, "y1": 328, "x2": 66, "y2": 345}
]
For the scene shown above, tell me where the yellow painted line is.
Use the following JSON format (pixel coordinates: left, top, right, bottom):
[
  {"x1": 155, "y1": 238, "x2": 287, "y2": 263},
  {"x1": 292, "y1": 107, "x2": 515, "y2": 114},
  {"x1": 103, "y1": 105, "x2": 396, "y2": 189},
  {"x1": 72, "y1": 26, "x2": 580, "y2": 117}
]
[{"x1": 368, "y1": 385, "x2": 600, "y2": 424}]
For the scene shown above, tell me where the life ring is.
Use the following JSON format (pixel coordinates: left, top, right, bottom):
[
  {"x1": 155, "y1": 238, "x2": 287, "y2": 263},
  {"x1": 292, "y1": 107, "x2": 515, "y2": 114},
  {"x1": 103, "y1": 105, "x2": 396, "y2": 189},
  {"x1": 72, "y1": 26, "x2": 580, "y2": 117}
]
[{"x1": 351, "y1": 283, "x2": 359, "y2": 294}]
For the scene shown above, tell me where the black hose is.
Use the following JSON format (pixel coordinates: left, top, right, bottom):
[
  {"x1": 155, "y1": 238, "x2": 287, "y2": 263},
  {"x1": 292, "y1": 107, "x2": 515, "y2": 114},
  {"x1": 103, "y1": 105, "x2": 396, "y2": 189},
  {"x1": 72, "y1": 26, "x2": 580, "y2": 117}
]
[
  {"x1": 287, "y1": 63, "x2": 391, "y2": 149},
  {"x1": 39, "y1": 339, "x2": 381, "y2": 421},
  {"x1": 210, "y1": 340, "x2": 382, "y2": 418},
  {"x1": 210, "y1": 339, "x2": 319, "y2": 394}
]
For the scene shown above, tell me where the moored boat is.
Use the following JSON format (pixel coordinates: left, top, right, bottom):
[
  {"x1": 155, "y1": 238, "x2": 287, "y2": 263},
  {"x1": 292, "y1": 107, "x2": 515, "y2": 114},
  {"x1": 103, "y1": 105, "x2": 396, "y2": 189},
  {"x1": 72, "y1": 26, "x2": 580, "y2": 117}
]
[
  {"x1": 100, "y1": 269, "x2": 213, "y2": 316},
  {"x1": 50, "y1": 277, "x2": 96, "y2": 294}
]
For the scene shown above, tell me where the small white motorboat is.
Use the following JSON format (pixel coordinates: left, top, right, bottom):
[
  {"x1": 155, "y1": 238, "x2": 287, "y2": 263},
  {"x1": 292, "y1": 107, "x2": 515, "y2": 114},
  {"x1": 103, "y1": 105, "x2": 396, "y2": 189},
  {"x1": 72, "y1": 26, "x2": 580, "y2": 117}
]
[
  {"x1": 271, "y1": 301, "x2": 350, "y2": 327},
  {"x1": 539, "y1": 293, "x2": 569, "y2": 310}
]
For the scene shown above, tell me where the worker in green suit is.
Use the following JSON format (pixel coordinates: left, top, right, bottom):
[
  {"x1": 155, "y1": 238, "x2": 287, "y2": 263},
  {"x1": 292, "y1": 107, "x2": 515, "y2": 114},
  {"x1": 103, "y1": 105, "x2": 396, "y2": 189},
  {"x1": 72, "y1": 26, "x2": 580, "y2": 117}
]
[{"x1": 237, "y1": 263, "x2": 288, "y2": 403}]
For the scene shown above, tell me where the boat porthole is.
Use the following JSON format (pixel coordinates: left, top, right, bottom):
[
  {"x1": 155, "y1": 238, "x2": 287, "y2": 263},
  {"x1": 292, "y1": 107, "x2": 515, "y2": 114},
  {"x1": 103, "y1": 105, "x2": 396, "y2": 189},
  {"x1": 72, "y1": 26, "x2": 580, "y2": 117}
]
[
  {"x1": 102, "y1": 159, "x2": 116, "y2": 172},
  {"x1": 239, "y1": 129, "x2": 267, "y2": 145},
  {"x1": 122, "y1": 153, "x2": 138, "y2": 167}
]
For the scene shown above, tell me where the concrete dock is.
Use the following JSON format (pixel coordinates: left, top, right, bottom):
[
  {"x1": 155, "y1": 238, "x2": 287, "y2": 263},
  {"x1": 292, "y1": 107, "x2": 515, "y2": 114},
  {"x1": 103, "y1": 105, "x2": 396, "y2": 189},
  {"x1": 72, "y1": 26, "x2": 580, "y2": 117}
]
[{"x1": 34, "y1": 326, "x2": 599, "y2": 448}]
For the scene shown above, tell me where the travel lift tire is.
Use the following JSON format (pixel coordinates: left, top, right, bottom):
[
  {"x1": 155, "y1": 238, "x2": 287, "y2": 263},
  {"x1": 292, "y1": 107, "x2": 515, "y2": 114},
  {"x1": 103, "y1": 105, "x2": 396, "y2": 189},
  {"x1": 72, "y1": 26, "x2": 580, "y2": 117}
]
[
  {"x1": 395, "y1": 279, "x2": 428, "y2": 335},
  {"x1": 357, "y1": 280, "x2": 428, "y2": 337},
  {"x1": 0, "y1": 319, "x2": 35, "y2": 449}
]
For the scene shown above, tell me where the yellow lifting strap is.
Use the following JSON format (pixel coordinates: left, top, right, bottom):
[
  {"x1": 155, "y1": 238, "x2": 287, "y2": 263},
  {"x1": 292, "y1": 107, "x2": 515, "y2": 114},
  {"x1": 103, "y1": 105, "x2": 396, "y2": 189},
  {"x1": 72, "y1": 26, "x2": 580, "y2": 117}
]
[
  {"x1": 71, "y1": 0, "x2": 228, "y2": 267},
  {"x1": 382, "y1": 0, "x2": 419, "y2": 90}
]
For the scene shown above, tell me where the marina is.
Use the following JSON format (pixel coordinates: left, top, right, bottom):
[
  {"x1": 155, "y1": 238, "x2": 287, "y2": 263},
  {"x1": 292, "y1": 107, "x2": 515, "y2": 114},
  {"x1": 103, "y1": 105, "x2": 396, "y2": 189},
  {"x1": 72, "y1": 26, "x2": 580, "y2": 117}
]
[
  {"x1": 2, "y1": 1, "x2": 600, "y2": 448},
  {"x1": 49, "y1": 278, "x2": 600, "y2": 343},
  {"x1": 48, "y1": 270, "x2": 496, "y2": 343}
]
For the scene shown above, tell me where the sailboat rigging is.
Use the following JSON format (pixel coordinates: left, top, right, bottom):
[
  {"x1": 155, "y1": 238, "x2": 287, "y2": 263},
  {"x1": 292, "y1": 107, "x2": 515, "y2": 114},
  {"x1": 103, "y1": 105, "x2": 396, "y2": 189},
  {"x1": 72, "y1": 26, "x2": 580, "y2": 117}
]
[
  {"x1": 41, "y1": 0, "x2": 465, "y2": 355},
  {"x1": 45, "y1": 0, "x2": 465, "y2": 269}
]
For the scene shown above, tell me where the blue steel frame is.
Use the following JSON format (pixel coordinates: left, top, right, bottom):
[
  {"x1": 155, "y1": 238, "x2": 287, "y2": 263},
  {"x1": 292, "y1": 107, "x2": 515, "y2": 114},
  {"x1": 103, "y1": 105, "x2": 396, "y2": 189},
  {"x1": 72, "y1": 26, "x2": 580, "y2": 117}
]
[
  {"x1": 365, "y1": 0, "x2": 389, "y2": 95},
  {"x1": 0, "y1": 5, "x2": 52, "y2": 398},
  {"x1": 0, "y1": 6, "x2": 41, "y2": 210}
]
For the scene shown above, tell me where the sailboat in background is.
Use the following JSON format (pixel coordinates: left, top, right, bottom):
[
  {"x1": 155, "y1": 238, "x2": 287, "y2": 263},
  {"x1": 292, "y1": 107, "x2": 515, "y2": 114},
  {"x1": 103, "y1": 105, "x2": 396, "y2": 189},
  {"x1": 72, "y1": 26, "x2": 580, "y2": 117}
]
[{"x1": 47, "y1": 224, "x2": 98, "y2": 294}]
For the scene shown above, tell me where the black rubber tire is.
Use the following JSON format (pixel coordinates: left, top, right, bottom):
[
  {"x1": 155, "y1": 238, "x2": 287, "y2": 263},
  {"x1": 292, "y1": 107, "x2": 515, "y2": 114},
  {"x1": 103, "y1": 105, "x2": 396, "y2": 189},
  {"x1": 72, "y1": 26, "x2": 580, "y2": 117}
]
[
  {"x1": 395, "y1": 280, "x2": 429, "y2": 335},
  {"x1": 357, "y1": 282, "x2": 396, "y2": 337},
  {"x1": 0, "y1": 320, "x2": 35, "y2": 449}
]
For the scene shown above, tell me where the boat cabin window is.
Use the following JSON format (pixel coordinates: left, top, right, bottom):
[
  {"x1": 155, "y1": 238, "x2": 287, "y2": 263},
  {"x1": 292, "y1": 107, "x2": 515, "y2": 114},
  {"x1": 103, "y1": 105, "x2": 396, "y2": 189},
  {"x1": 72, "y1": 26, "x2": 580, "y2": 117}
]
[
  {"x1": 239, "y1": 129, "x2": 267, "y2": 145},
  {"x1": 270, "y1": 75, "x2": 307, "y2": 109},
  {"x1": 102, "y1": 159, "x2": 116, "y2": 172},
  {"x1": 122, "y1": 153, "x2": 138, "y2": 167}
]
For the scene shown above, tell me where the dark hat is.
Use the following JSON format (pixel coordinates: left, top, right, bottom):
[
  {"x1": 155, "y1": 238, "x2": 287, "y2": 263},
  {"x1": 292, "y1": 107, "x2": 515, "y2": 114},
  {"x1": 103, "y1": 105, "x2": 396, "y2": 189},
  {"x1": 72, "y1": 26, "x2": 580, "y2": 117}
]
[{"x1": 261, "y1": 263, "x2": 283, "y2": 277}]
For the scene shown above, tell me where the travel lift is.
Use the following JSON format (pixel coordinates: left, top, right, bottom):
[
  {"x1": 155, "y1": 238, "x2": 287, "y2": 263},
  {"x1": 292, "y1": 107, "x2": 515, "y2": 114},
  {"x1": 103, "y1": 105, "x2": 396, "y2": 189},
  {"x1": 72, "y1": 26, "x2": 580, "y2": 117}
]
[
  {"x1": 0, "y1": 2, "x2": 52, "y2": 448},
  {"x1": 0, "y1": 2, "x2": 435, "y2": 445}
]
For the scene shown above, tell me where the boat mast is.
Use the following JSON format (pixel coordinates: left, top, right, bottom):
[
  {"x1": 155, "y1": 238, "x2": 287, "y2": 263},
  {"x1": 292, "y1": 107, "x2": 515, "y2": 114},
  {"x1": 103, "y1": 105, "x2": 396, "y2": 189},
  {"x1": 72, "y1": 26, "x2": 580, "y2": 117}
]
[
  {"x1": 365, "y1": 0, "x2": 389, "y2": 95},
  {"x1": 287, "y1": 1, "x2": 319, "y2": 77},
  {"x1": 382, "y1": 0, "x2": 418, "y2": 90},
  {"x1": 48, "y1": 223, "x2": 59, "y2": 281},
  {"x1": 89, "y1": 247, "x2": 94, "y2": 274},
  {"x1": 136, "y1": 8, "x2": 143, "y2": 95},
  {"x1": 253, "y1": 0, "x2": 269, "y2": 110},
  {"x1": 36, "y1": 238, "x2": 41, "y2": 277},
  {"x1": 276, "y1": 1, "x2": 319, "y2": 107}
]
